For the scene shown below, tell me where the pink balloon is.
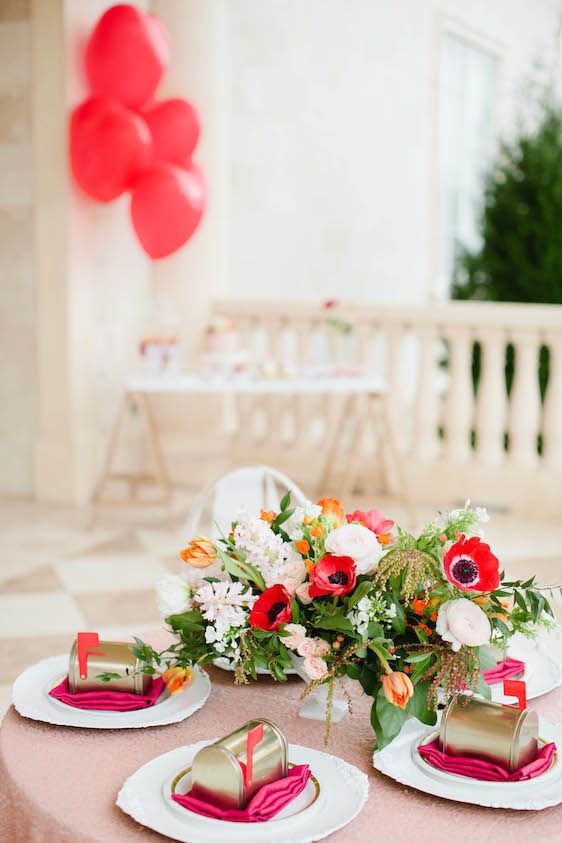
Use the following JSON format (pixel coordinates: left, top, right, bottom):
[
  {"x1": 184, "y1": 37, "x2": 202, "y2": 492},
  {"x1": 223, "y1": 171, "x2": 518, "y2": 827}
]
[
  {"x1": 143, "y1": 98, "x2": 201, "y2": 167},
  {"x1": 85, "y1": 5, "x2": 170, "y2": 109},
  {"x1": 70, "y1": 97, "x2": 152, "y2": 202},
  {"x1": 130, "y1": 163, "x2": 206, "y2": 259}
]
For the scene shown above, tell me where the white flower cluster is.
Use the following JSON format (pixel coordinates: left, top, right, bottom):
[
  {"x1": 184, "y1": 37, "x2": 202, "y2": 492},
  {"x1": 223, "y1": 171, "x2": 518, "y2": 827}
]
[
  {"x1": 156, "y1": 574, "x2": 193, "y2": 618},
  {"x1": 442, "y1": 499, "x2": 489, "y2": 537},
  {"x1": 347, "y1": 593, "x2": 397, "y2": 636},
  {"x1": 283, "y1": 501, "x2": 322, "y2": 540},
  {"x1": 233, "y1": 514, "x2": 306, "y2": 593},
  {"x1": 194, "y1": 580, "x2": 257, "y2": 656}
]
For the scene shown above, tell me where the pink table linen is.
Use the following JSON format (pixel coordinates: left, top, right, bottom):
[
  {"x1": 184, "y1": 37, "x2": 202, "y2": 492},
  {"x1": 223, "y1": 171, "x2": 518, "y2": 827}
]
[
  {"x1": 481, "y1": 658, "x2": 526, "y2": 685},
  {"x1": 418, "y1": 737, "x2": 556, "y2": 782},
  {"x1": 1, "y1": 665, "x2": 562, "y2": 843}
]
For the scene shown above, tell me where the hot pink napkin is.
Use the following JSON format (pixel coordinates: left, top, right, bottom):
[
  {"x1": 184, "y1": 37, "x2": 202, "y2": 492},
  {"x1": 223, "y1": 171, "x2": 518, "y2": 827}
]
[
  {"x1": 49, "y1": 677, "x2": 164, "y2": 711},
  {"x1": 172, "y1": 764, "x2": 311, "y2": 822},
  {"x1": 481, "y1": 658, "x2": 525, "y2": 685},
  {"x1": 418, "y1": 737, "x2": 556, "y2": 782}
]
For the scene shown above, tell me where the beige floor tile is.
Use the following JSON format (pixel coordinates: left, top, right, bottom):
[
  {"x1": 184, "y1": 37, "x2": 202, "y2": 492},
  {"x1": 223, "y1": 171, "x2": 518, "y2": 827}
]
[
  {"x1": 0, "y1": 593, "x2": 85, "y2": 638},
  {"x1": 0, "y1": 633, "x2": 74, "y2": 681},
  {"x1": 1, "y1": 564, "x2": 62, "y2": 594},
  {"x1": 55, "y1": 554, "x2": 168, "y2": 594},
  {"x1": 75, "y1": 589, "x2": 161, "y2": 628}
]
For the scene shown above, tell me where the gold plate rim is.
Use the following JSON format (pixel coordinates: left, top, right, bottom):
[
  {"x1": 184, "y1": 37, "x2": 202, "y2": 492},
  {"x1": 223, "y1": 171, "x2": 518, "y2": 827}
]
[
  {"x1": 416, "y1": 729, "x2": 558, "y2": 784},
  {"x1": 170, "y1": 762, "x2": 321, "y2": 819}
]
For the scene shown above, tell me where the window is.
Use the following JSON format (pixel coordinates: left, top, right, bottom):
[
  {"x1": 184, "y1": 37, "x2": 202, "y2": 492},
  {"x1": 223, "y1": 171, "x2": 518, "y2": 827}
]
[{"x1": 438, "y1": 31, "x2": 499, "y2": 296}]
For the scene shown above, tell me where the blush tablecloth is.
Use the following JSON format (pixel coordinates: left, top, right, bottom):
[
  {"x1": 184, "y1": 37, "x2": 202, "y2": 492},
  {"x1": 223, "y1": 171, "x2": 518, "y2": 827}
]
[{"x1": 1, "y1": 666, "x2": 561, "y2": 843}]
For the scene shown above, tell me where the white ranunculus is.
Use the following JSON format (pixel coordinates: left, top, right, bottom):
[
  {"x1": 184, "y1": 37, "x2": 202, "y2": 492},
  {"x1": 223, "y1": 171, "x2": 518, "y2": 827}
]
[
  {"x1": 156, "y1": 574, "x2": 192, "y2": 618},
  {"x1": 324, "y1": 523, "x2": 383, "y2": 574},
  {"x1": 436, "y1": 598, "x2": 491, "y2": 652}
]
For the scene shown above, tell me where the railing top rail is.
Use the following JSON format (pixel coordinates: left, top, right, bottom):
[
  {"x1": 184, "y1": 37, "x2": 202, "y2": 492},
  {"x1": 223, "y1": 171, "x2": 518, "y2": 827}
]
[{"x1": 214, "y1": 299, "x2": 562, "y2": 331}]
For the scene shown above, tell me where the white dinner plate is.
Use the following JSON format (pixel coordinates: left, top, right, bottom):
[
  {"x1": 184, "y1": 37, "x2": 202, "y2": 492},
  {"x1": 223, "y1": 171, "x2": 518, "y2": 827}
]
[
  {"x1": 373, "y1": 715, "x2": 562, "y2": 810},
  {"x1": 487, "y1": 634, "x2": 562, "y2": 702},
  {"x1": 11, "y1": 654, "x2": 211, "y2": 729},
  {"x1": 117, "y1": 740, "x2": 368, "y2": 842},
  {"x1": 213, "y1": 657, "x2": 297, "y2": 676}
]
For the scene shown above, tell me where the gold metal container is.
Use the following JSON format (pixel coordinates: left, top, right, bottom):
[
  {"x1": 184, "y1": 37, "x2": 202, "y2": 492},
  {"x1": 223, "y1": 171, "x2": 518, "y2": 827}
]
[
  {"x1": 440, "y1": 695, "x2": 538, "y2": 773},
  {"x1": 191, "y1": 719, "x2": 288, "y2": 810},
  {"x1": 68, "y1": 634, "x2": 152, "y2": 695}
]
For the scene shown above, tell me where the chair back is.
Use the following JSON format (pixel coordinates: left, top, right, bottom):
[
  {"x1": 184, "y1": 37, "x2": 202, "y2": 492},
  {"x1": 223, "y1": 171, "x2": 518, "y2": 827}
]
[{"x1": 185, "y1": 465, "x2": 307, "y2": 538}]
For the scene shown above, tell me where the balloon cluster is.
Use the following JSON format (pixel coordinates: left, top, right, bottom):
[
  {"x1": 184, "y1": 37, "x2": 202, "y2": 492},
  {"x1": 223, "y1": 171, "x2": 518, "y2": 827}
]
[{"x1": 70, "y1": 4, "x2": 205, "y2": 259}]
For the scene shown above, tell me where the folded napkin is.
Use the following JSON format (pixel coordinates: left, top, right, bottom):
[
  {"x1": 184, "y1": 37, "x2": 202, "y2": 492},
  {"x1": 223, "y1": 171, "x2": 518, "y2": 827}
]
[
  {"x1": 49, "y1": 677, "x2": 164, "y2": 711},
  {"x1": 172, "y1": 764, "x2": 311, "y2": 822},
  {"x1": 481, "y1": 657, "x2": 525, "y2": 685},
  {"x1": 418, "y1": 737, "x2": 556, "y2": 782}
]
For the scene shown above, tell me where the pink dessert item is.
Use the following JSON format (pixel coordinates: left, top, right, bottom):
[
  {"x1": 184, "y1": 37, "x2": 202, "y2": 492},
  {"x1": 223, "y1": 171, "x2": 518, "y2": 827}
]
[
  {"x1": 481, "y1": 658, "x2": 525, "y2": 685},
  {"x1": 418, "y1": 737, "x2": 556, "y2": 782},
  {"x1": 172, "y1": 764, "x2": 312, "y2": 822},
  {"x1": 49, "y1": 677, "x2": 164, "y2": 711}
]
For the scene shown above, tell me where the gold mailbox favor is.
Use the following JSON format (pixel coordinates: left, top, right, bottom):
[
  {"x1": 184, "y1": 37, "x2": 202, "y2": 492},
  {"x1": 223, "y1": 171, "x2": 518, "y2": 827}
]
[
  {"x1": 440, "y1": 695, "x2": 538, "y2": 773},
  {"x1": 68, "y1": 632, "x2": 152, "y2": 695},
  {"x1": 191, "y1": 719, "x2": 288, "y2": 810}
]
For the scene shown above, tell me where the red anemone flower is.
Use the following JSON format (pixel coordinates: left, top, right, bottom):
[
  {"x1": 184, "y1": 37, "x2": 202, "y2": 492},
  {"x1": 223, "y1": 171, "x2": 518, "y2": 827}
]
[
  {"x1": 443, "y1": 534, "x2": 500, "y2": 592},
  {"x1": 308, "y1": 554, "x2": 357, "y2": 598},
  {"x1": 249, "y1": 584, "x2": 292, "y2": 631}
]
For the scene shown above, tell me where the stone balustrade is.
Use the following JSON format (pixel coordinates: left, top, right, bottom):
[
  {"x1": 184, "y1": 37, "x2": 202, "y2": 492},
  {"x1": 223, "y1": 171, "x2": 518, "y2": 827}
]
[{"x1": 213, "y1": 299, "x2": 562, "y2": 519}]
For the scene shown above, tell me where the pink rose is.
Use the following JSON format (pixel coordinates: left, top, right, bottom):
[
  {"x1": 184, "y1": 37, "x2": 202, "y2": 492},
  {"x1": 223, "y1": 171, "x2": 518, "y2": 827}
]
[
  {"x1": 297, "y1": 637, "x2": 318, "y2": 657},
  {"x1": 295, "y1": 582, "x2": 313, "y2": 605},
  {"x1": 282, "y1": 623, "x2": 307, "y2": 650},
  {"x1": 279, "y1": 577, "x2": 300, "y2": 595},
  {"x1": 346, "y1": 508, "x2": 394, "y2": 537},
  {"x1": 303, "y1": 656, "x2": 329, "y2": 681}
]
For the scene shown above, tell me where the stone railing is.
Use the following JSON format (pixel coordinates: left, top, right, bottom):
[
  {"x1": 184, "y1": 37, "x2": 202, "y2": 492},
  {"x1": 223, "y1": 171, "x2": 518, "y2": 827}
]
[{"x1": 214, "y1": 299, "x2": 562, "y2": 519}]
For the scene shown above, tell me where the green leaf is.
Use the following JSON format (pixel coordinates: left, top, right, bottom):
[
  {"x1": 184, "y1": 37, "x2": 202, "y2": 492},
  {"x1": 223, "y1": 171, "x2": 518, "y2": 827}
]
[
  {"x1": 347, "y1": 581, "x2": 373, "y2": 610},
  {"x1": 390, "y1": 599, "x2": 406, "y2": 634},
  {"x1": 359, "y1": 664, "x2": 377, "y2": 696},
  {"x1": 374, "y1": 688, "x2": 408, "y2": 749},
  {"x1": 477, "y1": 645, "x2": 498, "y2": 672},
  {"x1": 272, "y1": 508, "x2": 295, "y2": 527},
  {"x1": 221, "y1": 551, "x2": 266, "y2": 592},
  {"x1": 514, "y1": 590, "x2": 528, "y2": 612},
  {"x1": 476, "y1": 672, "x2": 492, "y2": 700},
  {"x1": 279, "y1": 491, "x2": 291, "y2": 511},
  {"x1": 366, "y1": 621, "x2": 384, "y2": 639},
  {"x1": 407, "y1": 681, "x2": 437, "y2": 726},
  {"x1": 313, "y1": 614, "x2": 355, "y2": 636}
]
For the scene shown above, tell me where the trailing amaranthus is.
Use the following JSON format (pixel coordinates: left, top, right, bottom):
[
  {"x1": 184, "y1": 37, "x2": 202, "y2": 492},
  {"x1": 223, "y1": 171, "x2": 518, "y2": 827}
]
[{"x1": 372, "y1": 548, "x2": 442, "y2": 601}]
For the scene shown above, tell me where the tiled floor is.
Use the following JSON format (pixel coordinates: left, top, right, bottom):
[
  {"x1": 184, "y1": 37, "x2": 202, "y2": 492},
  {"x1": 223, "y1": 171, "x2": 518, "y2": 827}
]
[{"x1": 1, "y1": 492, "x2": 561, "y2": 716}]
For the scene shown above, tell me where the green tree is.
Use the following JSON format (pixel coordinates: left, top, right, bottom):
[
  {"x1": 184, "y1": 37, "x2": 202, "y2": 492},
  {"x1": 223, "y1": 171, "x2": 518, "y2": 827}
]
[{"x1": 453, "y1": 100, "x2": 562, "y2": 304}]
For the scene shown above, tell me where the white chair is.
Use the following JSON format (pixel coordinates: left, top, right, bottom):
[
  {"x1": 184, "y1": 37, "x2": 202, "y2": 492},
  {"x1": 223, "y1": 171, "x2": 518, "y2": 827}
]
[{"x1": 185, "y1": 465, "x2": 307, "y2": 539}]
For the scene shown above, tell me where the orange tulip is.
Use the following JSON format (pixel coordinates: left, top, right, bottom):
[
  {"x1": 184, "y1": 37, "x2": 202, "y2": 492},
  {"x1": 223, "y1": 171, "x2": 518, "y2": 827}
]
[
  {"x1": 317, "y1": 497, "x2": 346, "y2": 527},
  {"x1": 260, "y1": 509, "x2": 275, "y2": 523},
  {"x1": 309, "y1": 524, "x2": 323, "y2": 538},
  {"x1": 305, "y1": 558, "x2": 315, "y2": 576},
  {"x1": 162, "y1": 666, "x2": 193, "y2": 695},
  {"x1": 295, "y1": 539, "x2": 310, "y2": 555},
  {"x1": 179, "y1": 536, "x2": 217, "y2": 567},
  {"x1": 381, "y1": 671, "x2": 414, "y2": 709}
]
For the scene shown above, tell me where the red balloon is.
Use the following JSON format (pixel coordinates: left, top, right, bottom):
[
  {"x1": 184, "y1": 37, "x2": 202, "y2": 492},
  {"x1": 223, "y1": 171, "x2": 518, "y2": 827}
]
[
  {"x1": 85, "y1": 5, "x2": 170, "y2": 109},
  {"x1": 143, "y1": 98, "x2": 201, "y2": 167},
  {"x1": 70, "y1": 97, "x2": 152, "y2": 202},
  {"x1": 130, "y1": 163, "x2": 206, "y2": 259}
]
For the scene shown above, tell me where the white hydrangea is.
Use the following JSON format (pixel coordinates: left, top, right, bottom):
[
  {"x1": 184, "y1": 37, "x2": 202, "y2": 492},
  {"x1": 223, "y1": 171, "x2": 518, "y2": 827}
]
[
  {"x1": 446, "y1": 499, "x2": 490, "y2": 537},
  {"x1": 233, "y1": 514, "x2": 306, "y2": 593},
  {"x1": 347, "y1": 593, "x2": 397, "y2": 636},
  {"x1": 194, "y1": 580, "x2": 256, "y2": 658},
  {"x1": 155, "y1": 574, "x2": 193, "y2": 618}
]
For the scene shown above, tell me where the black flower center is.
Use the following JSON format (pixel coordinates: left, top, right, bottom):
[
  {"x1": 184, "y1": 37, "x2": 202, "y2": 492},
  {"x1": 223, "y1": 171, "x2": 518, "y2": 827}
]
[
  {"x1": 451, "y1": 557, "x2": 479, "y2": 585},
  {"x1": 328, "y1": 571, "x2": 348, "y2": 585},
  {"x1": 267, "y1": 601, "x2": 286, "y2": 622}
]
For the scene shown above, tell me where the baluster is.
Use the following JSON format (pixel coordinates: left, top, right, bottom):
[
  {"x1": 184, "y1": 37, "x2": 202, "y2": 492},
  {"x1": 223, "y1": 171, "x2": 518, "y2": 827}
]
[
  {"x1": 382, "y1": 324, "x2": 404, "y2": 451},
  {"x1": 540, "y1": 331, "x2": 562, "y2": 470},
  {"x1": 356, "y1": 323, "x2": 372, "y2": 372},
  {"x1": 508, "y1": 329, "x2": 540, "y2": 468},
  {"x1": 413, "y1": 325, "x2": 441, "y2": 461},
  {"x1": 443, "y1": 327, "x2": 473, "y2": 462},
  {"x1": 475, "y1": 327, "x2": 507, "y2": 466}
]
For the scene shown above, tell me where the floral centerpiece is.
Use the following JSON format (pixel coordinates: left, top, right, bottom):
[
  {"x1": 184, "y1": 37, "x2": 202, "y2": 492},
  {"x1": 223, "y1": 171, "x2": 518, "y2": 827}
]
[{"x1": 137, "y1": 496, "x2": 556, "y2": 748}]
